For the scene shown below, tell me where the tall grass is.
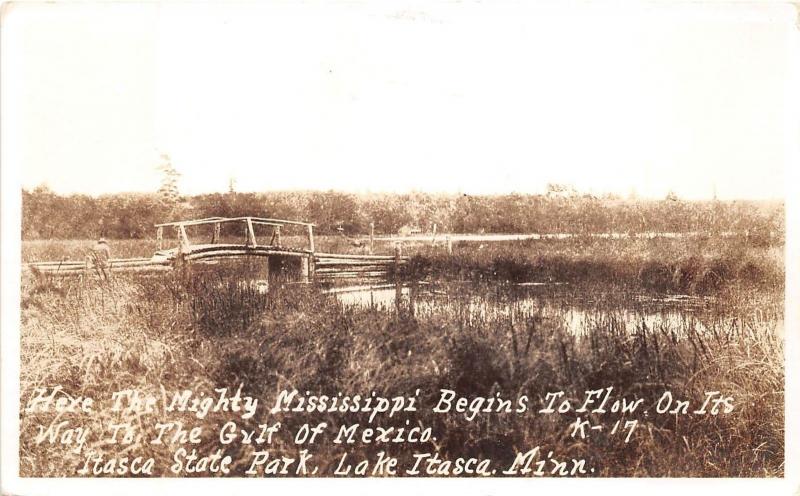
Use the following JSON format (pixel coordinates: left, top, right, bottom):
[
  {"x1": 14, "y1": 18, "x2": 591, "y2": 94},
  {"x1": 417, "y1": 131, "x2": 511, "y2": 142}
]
[
  {"x1": 19, "y1": 268, "x2": 783, "y2": 477},
  {"x1": 401, "y1": 236, "x2": 783, "y2": 294}
]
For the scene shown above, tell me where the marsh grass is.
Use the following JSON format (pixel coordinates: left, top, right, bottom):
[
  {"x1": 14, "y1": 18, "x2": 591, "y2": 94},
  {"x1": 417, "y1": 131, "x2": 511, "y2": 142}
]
[
  {"x1": 401, "y1": 236, "x2": 783, "y2": 294},
  {"x1": 19, "y1": 258, "x2": 783, "y2": 477}
]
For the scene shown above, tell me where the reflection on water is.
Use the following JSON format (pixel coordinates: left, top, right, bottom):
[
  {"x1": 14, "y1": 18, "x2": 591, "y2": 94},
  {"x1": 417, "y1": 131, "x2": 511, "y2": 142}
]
[
  {"x1": 328, "y1": 284, "x2": 410, "y2": 308},
  {"x1": 328, "y1": 282, "x2": 784, "y2": 337}
]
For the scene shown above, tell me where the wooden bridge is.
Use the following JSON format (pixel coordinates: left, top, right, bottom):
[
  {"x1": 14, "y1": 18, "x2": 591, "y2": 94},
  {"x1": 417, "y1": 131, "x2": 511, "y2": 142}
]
[{"x1": 27, "y1": 216, "x2": 407, "y2": 284}]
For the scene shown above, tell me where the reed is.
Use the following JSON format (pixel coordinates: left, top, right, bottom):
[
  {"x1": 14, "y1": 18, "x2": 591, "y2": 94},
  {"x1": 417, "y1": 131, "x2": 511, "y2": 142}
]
[{"x1": 19, "y1": 268, "x2": 783, "y2": 477}]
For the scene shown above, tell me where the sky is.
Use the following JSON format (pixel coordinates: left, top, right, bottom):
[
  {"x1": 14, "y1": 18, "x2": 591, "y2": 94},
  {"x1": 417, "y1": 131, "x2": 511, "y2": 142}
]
[{"x1": 3, "y1": 1, "x2": 797, "y2": 199}]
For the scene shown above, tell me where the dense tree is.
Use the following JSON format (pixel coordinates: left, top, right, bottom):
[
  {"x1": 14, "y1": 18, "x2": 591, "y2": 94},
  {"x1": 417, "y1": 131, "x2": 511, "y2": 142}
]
[{"x1": 21, "y1": 187, "x2": 784, "y2": 242}]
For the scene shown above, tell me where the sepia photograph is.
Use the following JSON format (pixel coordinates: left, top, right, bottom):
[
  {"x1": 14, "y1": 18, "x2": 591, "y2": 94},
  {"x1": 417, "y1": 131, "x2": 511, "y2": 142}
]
[{"x1": 1, "y1": 1, "x2": 797, "y2": 494}]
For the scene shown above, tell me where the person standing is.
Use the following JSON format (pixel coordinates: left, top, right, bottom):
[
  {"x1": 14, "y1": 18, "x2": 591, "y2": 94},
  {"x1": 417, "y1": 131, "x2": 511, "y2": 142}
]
[{"x1": 90, "y1": 237, "x2": 111, "y2": 280}]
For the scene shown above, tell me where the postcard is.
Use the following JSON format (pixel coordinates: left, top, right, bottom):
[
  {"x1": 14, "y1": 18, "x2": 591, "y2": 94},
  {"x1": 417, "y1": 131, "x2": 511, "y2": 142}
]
[{"x1": 1, "y1": 2, "x2": 797, "y2": 495}]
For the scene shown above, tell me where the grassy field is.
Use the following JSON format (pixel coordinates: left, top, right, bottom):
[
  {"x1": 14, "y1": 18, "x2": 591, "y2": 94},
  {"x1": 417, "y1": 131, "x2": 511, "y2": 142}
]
[{"x1": 18, "y1": 234, "x2": 784, "y2": 477}]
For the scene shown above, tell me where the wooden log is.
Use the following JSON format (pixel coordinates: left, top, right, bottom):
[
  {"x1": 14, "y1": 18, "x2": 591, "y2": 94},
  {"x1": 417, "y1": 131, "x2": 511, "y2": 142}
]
[
  {"x1": 29, "y1": 264, "x2": 172, "y2": 275},
  {"x1": 316, "y1": 258, "x2": 398, "y2": 264},
  {"x1": 86, "y1": 257, "x2": 162, "y2": 264},
  {"x1": 324, "y1": 283, "x2": 398, "y2": 293},
  {"x1": 110, "y1": 265, "x2": 172, "y2": 273},
  {"x1": 315, "y1": 261, "x2": 406, "y2": 268},
  {"x1": 315, "y1": 271, "x2": 389, "y2": 278},
  {"x1": 157, "y1": 217, "x2": 308, "y2": 229},
  {"x1": 315, "y1": 263, "x2": 405, "y2": 269},
  {"x1": 315, "y1": 267, "x2": 391, "y2": 274},
  {"x1": 187, "y1": 249, "x2": 306, "y2": 258},
  {"x1": 185, "y1": 250, "x2": 304, "y2": 260},
  {"x1": 28, "y1": 266, "x2": 83, "y2": 273},
  {"x1": 188, "y1": 243, "x2": 309, "y2": 254},
  {"x1": 155, "y1": 217, "x2": 226, "y2": 228},
  {"x1": 315, "y1": 260, "x2": 398, "y2": 267},
  {"x1": 27, "y1": 261, "x2": 86, "y2": 267},
  {"x1": 109, "y1": 261, "x2": 167, "y2": 268},
  {"x1": 318, "y1": 274, "x2": 388, "y2": 279},
  {"x1": 314, "y1": 253, "x2": 397, "y2": 261},
  {"x1": 30, "y1": 253, "x2": 233, "y2": 271},
  {"x1": 242, "y1": 217, "x2": 313, "y2": 227}
]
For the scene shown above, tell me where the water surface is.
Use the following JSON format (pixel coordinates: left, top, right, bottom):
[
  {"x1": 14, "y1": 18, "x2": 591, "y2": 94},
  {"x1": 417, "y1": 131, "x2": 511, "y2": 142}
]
[{"x1": 328, "y1": 282, "x2": 783, "y2": 337}]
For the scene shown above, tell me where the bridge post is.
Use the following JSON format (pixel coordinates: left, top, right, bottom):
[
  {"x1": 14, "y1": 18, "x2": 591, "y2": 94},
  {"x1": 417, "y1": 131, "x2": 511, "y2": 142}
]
[
  {"x1": 369, "y1": 222, "x2": 374, "y2": 254},
  {"x1": 156, "y1": 227, "x2": 163, "y2": 250},
  {"x1": 275, "y1": 226, "x2": 282, "y2": 247},
  {"x1": 246, "y1": 218, "x2": 257, "y2": 247},
  {"x1": 307, "y1": 224, "x2": 315, "y2": 253},
  {"x1": 394, "y1": 244, "x2": 402, "y2": 281},
  {"x1": 178, "y1": 225, "x2": 190, "y2": 253},
  {"x1": 212, "y1": 222, "x2": 220, "y2": 244},
  {"x1": 264, "y1": 256, "x2": 270, "y2": 291},
  {"x1": 301, "y1": 255, "x2": 310, "y2": 283},
  {"x1": 395, "y1": 282, "x2": 402, "y2": 313}
]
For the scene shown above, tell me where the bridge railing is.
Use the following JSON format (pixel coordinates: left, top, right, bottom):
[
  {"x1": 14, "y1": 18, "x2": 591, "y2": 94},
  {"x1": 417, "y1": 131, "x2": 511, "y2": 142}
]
[{"x1": 154, "y1": 217, "x2": 316, "y2": 254}]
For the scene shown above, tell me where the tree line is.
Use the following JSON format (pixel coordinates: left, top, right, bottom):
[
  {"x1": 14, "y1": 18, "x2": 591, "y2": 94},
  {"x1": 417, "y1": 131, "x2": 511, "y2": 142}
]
[{"x1": 22, "y1": 185, "x2": 784, "y2": 240}]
